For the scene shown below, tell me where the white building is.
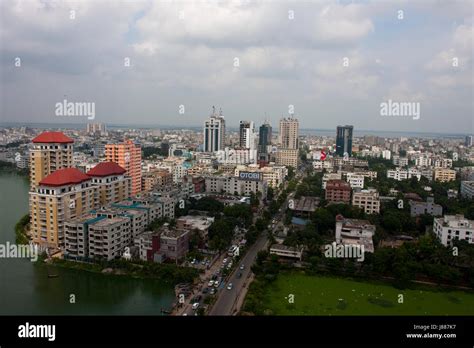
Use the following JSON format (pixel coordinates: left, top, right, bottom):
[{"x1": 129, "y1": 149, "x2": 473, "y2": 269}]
[
  {"x1": 322, "y1": 172, "x2": 342, "y2": 189},
  {"x1": 335, "y1": 215, "x2": 376, "y2": 253},
  {"x1": 387, "y1": 168, "x2": 421, "y2": 181},
  {"x1": 203, "y1": 107, "x2": 225, "y2": 153},
  {"x1": 352, "y1": 189, "x2": 380, "y2": 214},
  {"x1": 433, "y1": 215, "x2": 474, "y2": 246},
  {"x1": 345, "y1": 173, "x2": 364, "y2": 189}
]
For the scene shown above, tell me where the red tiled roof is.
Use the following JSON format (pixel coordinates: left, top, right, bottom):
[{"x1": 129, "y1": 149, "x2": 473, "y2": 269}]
[
  {"x1": 86, "y1": 162, "x2": 126, "y2": 177},
  {"x1": 32, "y1": 131, "x2": 74, "y2": 144},
  {"x1": 39, "y1": 168, "x2": 90, "y2": 187}
]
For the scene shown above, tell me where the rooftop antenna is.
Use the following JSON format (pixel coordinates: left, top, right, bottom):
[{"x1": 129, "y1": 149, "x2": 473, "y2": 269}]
[
  {"x1": 219, "y1": 107, "x2": 223, "y2": 117},
  {"x1": 212, "y1": 105, "x2": 216, "y2": 116}
]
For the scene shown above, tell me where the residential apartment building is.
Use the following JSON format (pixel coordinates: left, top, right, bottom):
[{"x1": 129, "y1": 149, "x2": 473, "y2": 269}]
[
  {"x1": 409, "y1": 196, "x2": 443, "y2": 217},
  {"x1": 433, "y1": 215, "x2": 474, "y2": 246},
  {"x1": 325, "y1": 179, "x2": 352, "y2": 204},
  {"x1": 30, "y1": 168, "x2": 96, "y2": 249},
  {"x1": 345, "y1": 173, "x2": 364, "y2": 189},
  {"x1": 335, "y1": 215, "x2": 376, "y2": 253},
  {"x1": 65, "y1": 213, "x2": 131, "y2": 261},
  {"x1": 352, "y1": 189, "x2": 380, "y2": 214},
  {"x1": 86, "y1": 162, "x2": 132, "y2": 206},
  {"x1": 433, "y1": 168, "x2": 456, "y2": 182},
  {"x1": 105, "y1": 140, "x2": 142, "y2": 195},
  {"x1": 141, "y1": 169, "x2": 172, "y2": 192},
  {"x1": 387, "y1": 168, "x2": 421, "y2": 181},
  {"x1": 29, "y1": 131, "x2": 74, "y2": 190},
  {"x1": 205, "y1": 175, "x2": 267, "y2": 197}
]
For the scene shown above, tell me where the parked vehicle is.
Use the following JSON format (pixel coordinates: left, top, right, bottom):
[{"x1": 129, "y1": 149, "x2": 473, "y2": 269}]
[
  {"x1": 227, "y1": 283, "x2": 233, "y2": 290},
  {"x1": 192, "y1": 302, "x2": 199, "y2": 310}
]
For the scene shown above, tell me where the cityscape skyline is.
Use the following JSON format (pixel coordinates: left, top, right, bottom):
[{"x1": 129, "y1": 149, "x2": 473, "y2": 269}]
[{"x1": 1, "y1": 1, "x2": 472, "y2": 133}]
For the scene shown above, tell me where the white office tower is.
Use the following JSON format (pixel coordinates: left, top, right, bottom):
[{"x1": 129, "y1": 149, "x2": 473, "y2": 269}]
[
  {"x1": 239, "y1": 120, "x2": 257, "y2": 163},
  {"x1": 203, "y1": 106, "x2": 226, "y2": 153}
]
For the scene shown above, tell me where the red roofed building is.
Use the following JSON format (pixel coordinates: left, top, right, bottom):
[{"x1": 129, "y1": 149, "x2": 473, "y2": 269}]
[
  {"x1": 32, "y1": 131, "x2": 74, "y2": 144},
  {"x1": 39, "y1": 168, "x2": 90, "y2": 187},
  {"x1": 87, "y1": 162, "x2": 132, "y2": 206},
  {"x1": 30, "y1": 168, "x2": 96, "y2": 249},
  {"x1": 30, "y1": 131, "x2": 74, "y2": 190}
]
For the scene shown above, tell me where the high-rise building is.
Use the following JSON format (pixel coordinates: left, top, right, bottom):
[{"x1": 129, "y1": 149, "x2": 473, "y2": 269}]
[
  {"x1": 86, "y1": 123, "x2": 107, "y2": 136},
  {"x1": 276, "y1": 117, "x2": 299, "y2": 168},
  {"x1": 258, "y1": 121, "x2": 272, "y2": 162},
  {"x1": 86, "y1": 162, "x2": 132, "y2": 206},
  {"x1": 336, "y1": 125, "x2": 354, "y2": 157},
  {"x1": 466, "y1": 135, "x2": 473, "y2": 147},
  {"x1": 105, "y1": 140, "x2": 142, "y2": 195},
  {"x1": 203, "y1": 106, "x2": 226, "y2": 153},
  {"x1": 279, "y1": 117, "x2": 299, "y2": 149},
  {"x1": 30, "y1": 168, "x2": 96, "y2": 248},
  {"x1": 239, "y1": 121, "x2": 255, "y2": 149},
  {"x1": 29, "y1": 131, "x2": 74, "y2": 190}
]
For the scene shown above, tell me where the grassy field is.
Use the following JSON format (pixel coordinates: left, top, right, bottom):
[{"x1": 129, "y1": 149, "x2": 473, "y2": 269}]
[{"x1": 260, "y1": 272, "x2": 474, "y2": 315}]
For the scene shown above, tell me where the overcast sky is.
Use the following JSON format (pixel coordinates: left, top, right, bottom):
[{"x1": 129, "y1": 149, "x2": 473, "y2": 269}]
[{"x1": 0, "y1": 0, "x2": 473, "y2": 133}]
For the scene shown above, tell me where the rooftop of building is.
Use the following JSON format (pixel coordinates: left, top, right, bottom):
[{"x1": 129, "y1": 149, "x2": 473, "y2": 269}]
[
  {"x1": 39, "y1": 168, "x2": 90, "y2": 187},
  {"x1": 32, "y1": 131, "x2": 74, "y2": 144},
  {"x1": 86, "y1": 161, "x2": 126, "y2": 177},
  {"x1": 336, "y1": 214, "x2": 376, "y2": 230}
]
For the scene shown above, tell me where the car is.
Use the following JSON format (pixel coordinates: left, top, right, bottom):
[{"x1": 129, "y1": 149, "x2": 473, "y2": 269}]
[
  {"x1": 223, "y1": 258, "x2": 228, "y2": 264},
  {"x1": 190, "y1": 259, "x2": 196, "y2": 265},
  {"x1": 208, "y1": 280, "x2": 214, "y2": 287},
  {"x1": 227, "y1": 283, "x2": 233, "y2": 290},
  {"x1": 214, "y1": 280, "x2": 221, "y2": 288},
  {"x1": 240, "y1": 264, "x2": 245, "y2": 270},
  {"x1": 209, "y1": 288, "x2": 216, "y2": 295},
  {"x1": 192, "y1": 302, "x2": 199, "y2": 310},
  {"x1": 236, "y1": 272, "x2": 242, "y2": 279}
]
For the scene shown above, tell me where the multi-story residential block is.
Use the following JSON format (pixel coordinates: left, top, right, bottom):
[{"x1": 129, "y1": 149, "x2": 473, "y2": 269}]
[
  {"x1": 409, "y1": 196, "x2": 443, "y2": 217},
  {"x1": 234, "y1": 164, "x2": 287, "y2": 188},
  {"x1": 335, "y1": 215, "x2": 376, "y2": 253},
  {"x1": 352, "y1": 189, "x2": 380, "y2": 214},
  {"x1": 205, "y1": 175, "x2": 267, "y2": 197},
  {"x1": 325, "y1": 179, "x2": 352, "y2": 204},
  {"x1": 433, "y1": 168, "x2": 456, "y2": 182},
  {"x1": 392, "y1": 155, "x2": 408, "y2": 167},
  {"x1": 141, "y1": 169, "x2": 172, "y2": 192},
  {"x1": 30, "y1": 168, "x2": 96, "y2": 249},
  {"x1": 29, "y1": 131, "x2": 74, "y2": 190},
  {"x1": 387, "y1": 168, "x2": 421, "y2": 181},
  {"x1": 86, "y1": 162, "x2": 132, "y2": 206},
  {"x1": 322, "y1": 172, "x2": 342, "y2": 189},
  {"x1": 159, "y1": 225, "x2": 190, "y2": 260},
  {"x1": 433, "y1": 215, "x2": 474, "y2": 246},
  {"x1": 460, "y1": 181, "x2": 474, "y2": 199},
  {"x1": 275, "y1": 148, "x2": 298, "y2": 168},
  {"x1": 433, "y1": 158, "x2": 453, "y2": 168},
  {"x1": 105, "y1": 140, "x2": 142, "y2": 195},
  {"x1": 65, "y1": 213, "x2": 130, "y2": 261},
  {"x1": 345, "y1": 173, "x2": 364, "y2": 189}
]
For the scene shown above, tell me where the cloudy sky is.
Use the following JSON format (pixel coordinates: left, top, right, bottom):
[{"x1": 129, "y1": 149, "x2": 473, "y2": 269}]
[{"x1": 0, "y1": 0, "x2": 473, "y2": 133}]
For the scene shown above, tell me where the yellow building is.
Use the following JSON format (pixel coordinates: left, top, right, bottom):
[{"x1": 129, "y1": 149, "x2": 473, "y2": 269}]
[
  {"x1": 29, "y1": 168, "x2": 96, "y2": 249},
  {"x1": 29, "y1": 131, "x2": 73, "y2": 190},
  {"x1": 275, "y1": 148, "x2": 299, "y2": 168},
  {"x1": 87, "y1": 162, "x2": 132, "y2": 206},
  {"x1": 433, "y1": 168, "x2": 456, "y2": 183}
]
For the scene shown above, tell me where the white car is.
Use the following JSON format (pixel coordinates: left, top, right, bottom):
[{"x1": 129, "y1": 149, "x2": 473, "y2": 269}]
[
  {"x1": 192, "y1": 302, "x2": 200, "y2": 310},
  {"x1": 240, "y1": 264, "x2": 245, "y2": 270},
  {"x1": 227, "y1": 283, "x2": 233, "y2": 290},
  {"x1": 214, "y1": 280, "x2": 221, "y2": 288},
  {"x1": 208, "y1": 280, "x2": 214, "y2": 287},
  {"x1": 223, "y1": 258, "x2": 228, "y2": 264}
]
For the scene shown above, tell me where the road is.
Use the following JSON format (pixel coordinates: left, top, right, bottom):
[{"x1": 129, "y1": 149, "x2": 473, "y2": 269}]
[{"x1": 208, "y1": 233, "x2": 268, "y2": 315}]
